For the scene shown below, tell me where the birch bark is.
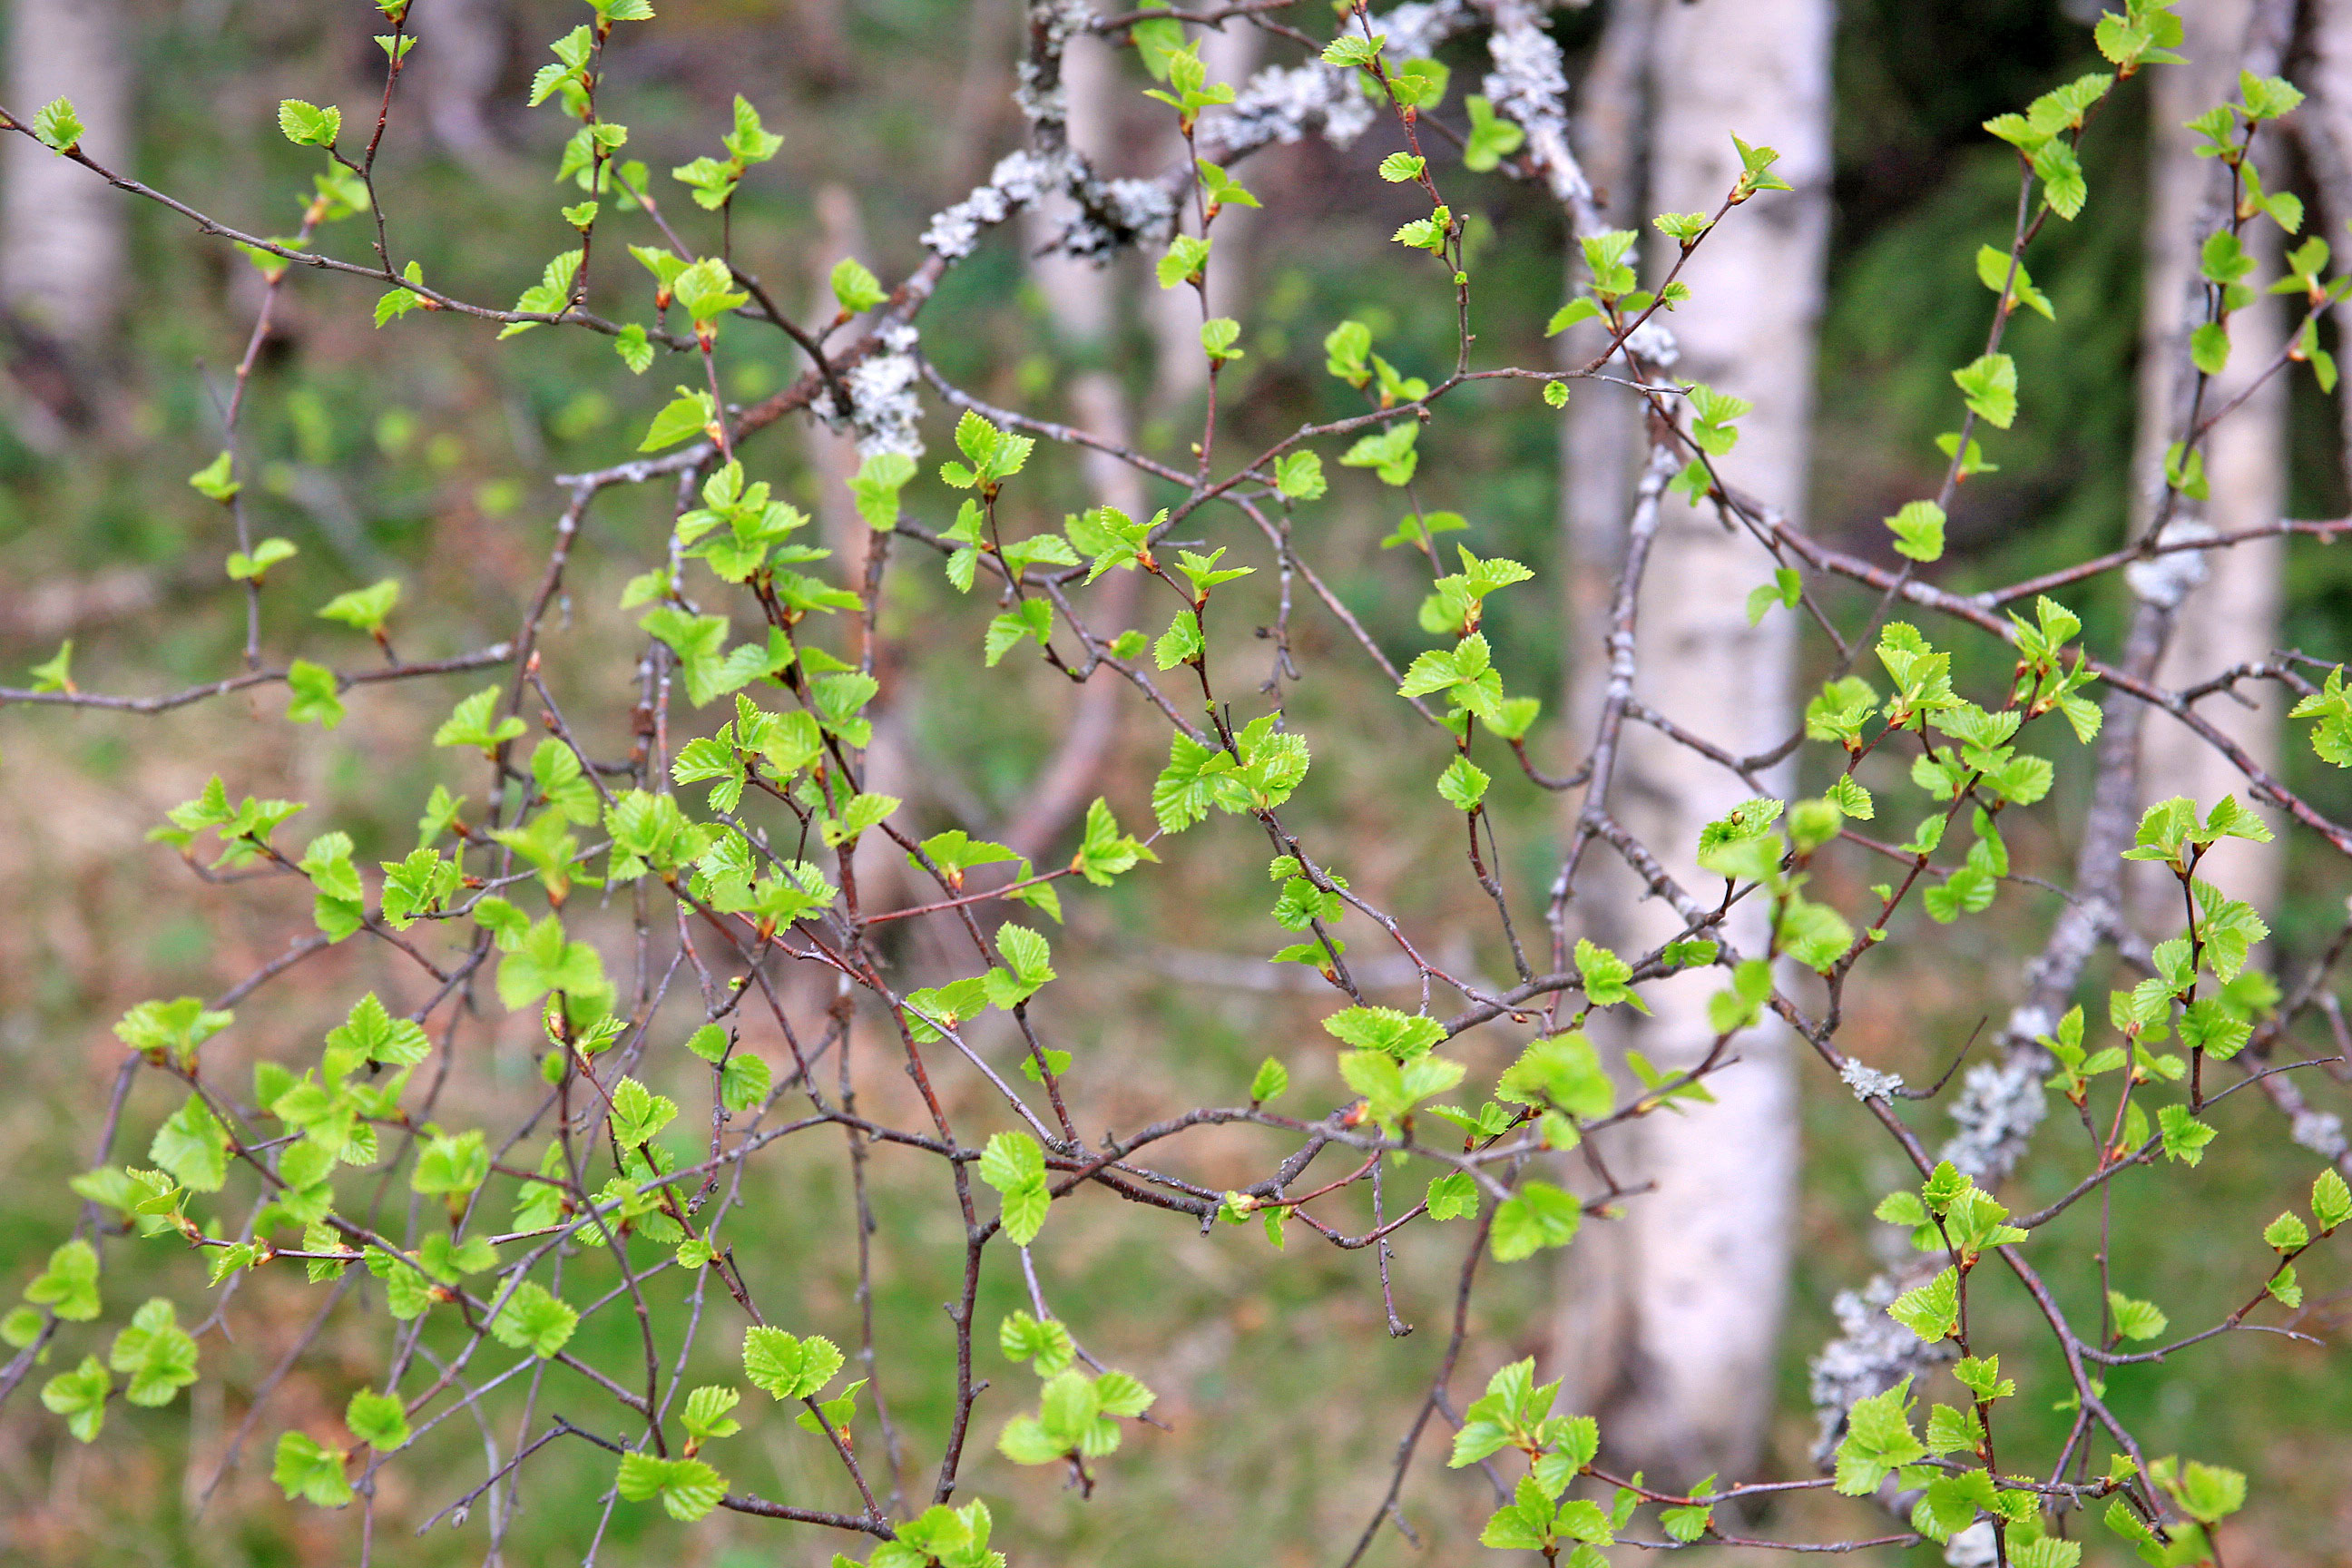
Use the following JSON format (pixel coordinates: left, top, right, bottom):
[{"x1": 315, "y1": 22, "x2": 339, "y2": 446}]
[
  {"x1": 1554, "y1": 0, "x2": 1832, "y2": 1484},
  {"x1": 2132, "y1": 0, "x2": 2287, "y2": 916},
  {"x1": 3, "y1": 0, "x2": 130, "y2": 435}
]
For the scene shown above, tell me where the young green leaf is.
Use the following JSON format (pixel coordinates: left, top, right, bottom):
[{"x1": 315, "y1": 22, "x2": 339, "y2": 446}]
[
  {"x1": 316, "y1": 579, "x2": 400, "y2": 636},
  {"x1": 278, "y1": 100, "x2": 343, "y2": 147},
  {"x1": 1886, "y1": 500, "x2": 1945, "y2": 564},
  {"x1": 1490, "y1": 1181, "x2": 1582, "y2": 1260},
  {"x1": 743, "y1": 1325, "x2": 844, "y2": 1400},
  {"x1": 272, "y1": 1430, "x2": 353, "y2": 1507},
  {"x1": 1462, "y1": 95, "x2": 1525, "y2": 172},
  {"x1": 1952, "y1": 353, "x2": 2019, "y2": 427},
  {"x1": 31, "y1": 97, "x2": 84, "y2": 152},
  {"x1": 978, "y1": 1131, "x2": 1051, "y2": 1245},
  {"x1": 615, "y1": 1453, "x2": 727, "y2": 1522},
  {"x1": 41, "y1": 1355, "x2": 110, "y2": 1442},
  {"x1": 189, "y1": 450, "x2": 240, "y2": 501},
  {"x1": 1437, "y1": 755, "x2": 1489, "y2": 810},
  {"x1": 344, "y1": 1387, "x2": 410, "y2": 1451}
]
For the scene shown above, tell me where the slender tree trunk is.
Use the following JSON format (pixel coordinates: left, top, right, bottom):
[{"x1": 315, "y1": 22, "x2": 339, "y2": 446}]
[
  {"x1": 1549, "y1": 0, "x2": 1659, "y2": 1427},
  {"x1": 1146, "y1": 24, "x2": 1261, "y2": 409},
  {"x1": 1003, "y1": 24, "x2": 1248, "y2": 860},
  {"x1": 2305, "y1": 0, "x2": 2352, "y2": 487},
  {"x1": 1554, "y1": 0, "x2": 1655, "y2": 732},
  {"x1": 2307, "y1": 0, "x2": 2352, "y2": 780},
  {"x1": 1553, "y1": 0, "x2": 1832, "y2": 1485},
  {"x1": 2132, "y1": 0, "x2": 2286, "y2": 916},
  {"x1": 412, "y1": 0, "x2": 509, "y2": 170},
  {"x1": 2, "y1": 0, "x2": 129, "y2": 435},
  {"x1": 800, "y1": 184, "x2": 924, "y2": 919},
  {"x1": 946, "y1": 0, "x2": 1021, "y2": 189},
  {"x1": 805, "y1": 184, "x2": 876, "y2": 560},
  {"x1": 998, "y1": 358, "x2": 1144, "y2": 861},
  {"x1": 784, "y1": 0, "x2": 856, "y2": 93}
]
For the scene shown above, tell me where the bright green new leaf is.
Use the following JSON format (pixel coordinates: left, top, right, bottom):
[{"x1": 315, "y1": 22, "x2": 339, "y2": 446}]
[
  {"x1": 1952, "y1": 353, "x2": 2018, "y2": 428},
  {"x1": 272, "y1": 1430, "x2": 353, "y2": 1507},
  {"x1": 2108, "y1": 1290, "x2": 2168, "y2": 1341},
  {"x1": 2190, "y1": 321, "x2": 2231, "y2": 377},
  {"x1": 1274, "y1": 450, "x2": 1326, "y2": 500},
  {"x1": 41, "y1": 1355, "x2": 110, "y2": 1442},
  {"x1": 1887, "y1": 1267, "x2": 1960, "y2": 1342},
  {"x1": 2312, "y1": 1167, "x2": 2351, "y2": 1233},
  {"x1": 837, "y1": 258, "x2": 888, "y2": 324},
  {"x1": 490, "y1": 1281, "x2": 579, "y2": 1357},
  {"x1": 1462, "y1": 95, "x2": 1525, "y2": 172},
  {"x1": 227, "y1": 536, "x2": 296, "y2": 582},
  {"x1": 189, "y1": 450, "x2": 240, "y2": 501},
  {"x1": 1835, "y1": 1375, "x2": 1925, "y2": 1494},
  {"x1": 434, "y1": 687, "x2": 528, "y2": 753},
  {"x1": 1437, "y1": 755, "x2": 1489, "y2": 810},
  {"x1": 1323, "y1": 1005, "x2": 1444, "y2": 1058},
  {"x1": 743, "y1": 1324, "x2": 843, "y2": 1400},
  {"x1": 151, "y1": 1095, "x2": 230, "y2": 1193},
  {"x1": 316, "y1": 579, "x2": 400, "y2": 635},
  {"x1": 1886, "y1": 500, "x2": 1945, "y2": 563},
  {"x1": 31, "y1": 97, "x2": 84, "y2": 152},
  {"x1": 641, "y1": 387, "x2": 718, "y2": 452},
  {"x1": 1491, "y1": 1181, "x2": 1582, "y2": 1260},
  {"x1": 978, "y1": 1132, "x2": 1051, "y2": 1244},
  {"x1": 25, "y1": 1239, "x2": 102, "y2": 1322},
  {"x1": 1426, "y1": 1170, "x2": 1479, "y2": 1220},
  {"x1": 345, "y1": 1387, "x2": 410, "y2": 1451},
  {"x1": 26, "y1": 641, "x2": 73, "y2": 694},
  {"x1": 278, "y1": 99, "x2": 342, "y2": 146},
  {"x1": 615, "y1": 1453, "x2": 727, "y2": 1522},
  {"x1": 2263, "y1": 1210, "x2": 2310, "y2": 1252}
]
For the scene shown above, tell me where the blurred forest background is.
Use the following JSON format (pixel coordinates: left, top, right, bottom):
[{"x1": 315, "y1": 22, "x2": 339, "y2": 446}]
[{"x1": 0, "y1": 0, "x2": 2349, "y2": 1563}]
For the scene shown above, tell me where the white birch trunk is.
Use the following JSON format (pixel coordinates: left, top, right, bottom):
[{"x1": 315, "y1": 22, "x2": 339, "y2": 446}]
[
  {"x1": 1553, "y1": 0, "x2": 1831, "y2": 1485},
  {"x1": 2133, "y1": 0, "x2": 2285, "y2": 918},
  {"x1": 2308, "y1": 0, "x2": 2352, "y2": 484},
  {"x1": 1554, "y1": 0, "x2": 1655, "y2": 734},
  {"x1": 1549, "y1": 0, "x2": 1659, "y2": 1431},
  {"x1": 3, "y1": 0, "x2": 126, "y2": 341}
]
